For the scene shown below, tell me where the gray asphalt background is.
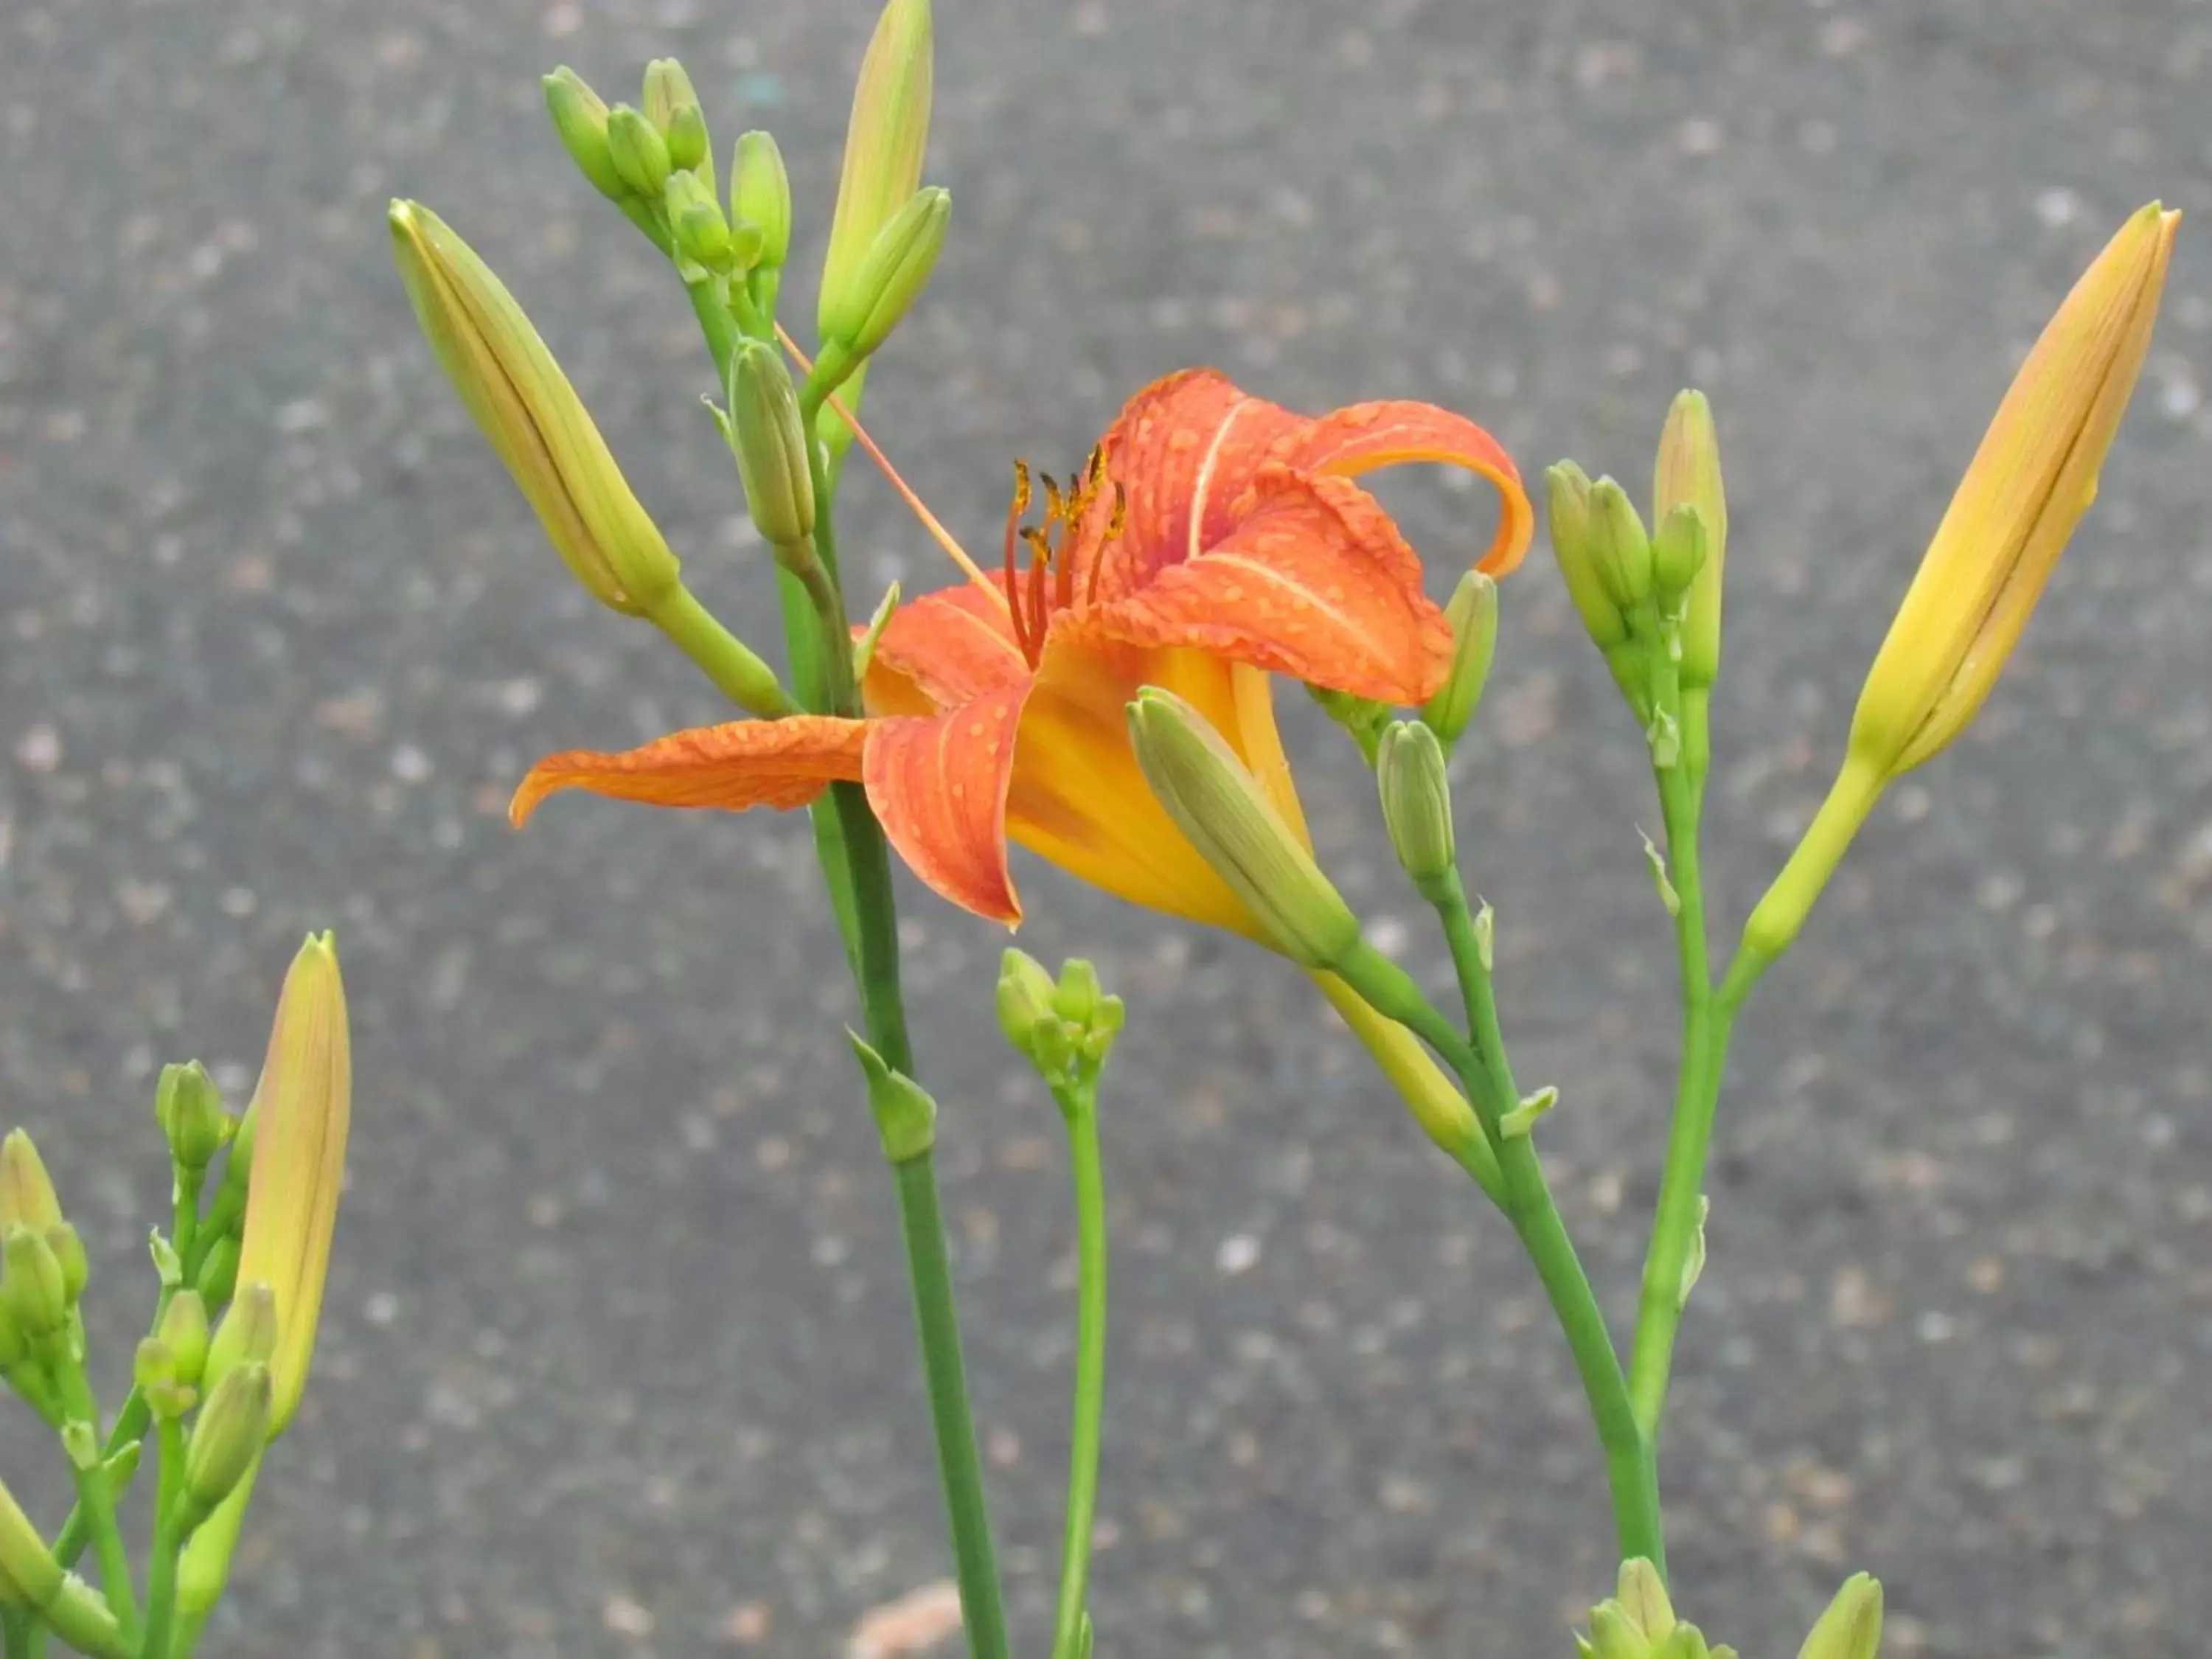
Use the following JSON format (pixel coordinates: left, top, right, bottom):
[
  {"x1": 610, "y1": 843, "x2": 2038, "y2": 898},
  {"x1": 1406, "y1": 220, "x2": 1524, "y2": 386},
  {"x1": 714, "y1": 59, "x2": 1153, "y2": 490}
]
[{"x1": 3, "y1": 1, "x2": 2211, "y2": 1655}]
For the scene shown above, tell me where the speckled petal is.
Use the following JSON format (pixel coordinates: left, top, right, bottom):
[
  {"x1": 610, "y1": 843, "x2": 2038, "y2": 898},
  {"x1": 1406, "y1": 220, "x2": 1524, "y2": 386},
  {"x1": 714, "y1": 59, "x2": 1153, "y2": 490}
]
[
  {"x1": 863, "y1": 682, "x2": 1032, "y2": 925},
  {"x1": 509, "y1": 716, "x2": 869, "y2": 823}
]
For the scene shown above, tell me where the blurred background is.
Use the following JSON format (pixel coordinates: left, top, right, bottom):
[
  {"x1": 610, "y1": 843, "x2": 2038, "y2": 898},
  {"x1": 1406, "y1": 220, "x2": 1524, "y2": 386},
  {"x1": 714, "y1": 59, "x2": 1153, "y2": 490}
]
[{"x1": 3, "y1": 1, "x2": 2210, "y2": 1655}]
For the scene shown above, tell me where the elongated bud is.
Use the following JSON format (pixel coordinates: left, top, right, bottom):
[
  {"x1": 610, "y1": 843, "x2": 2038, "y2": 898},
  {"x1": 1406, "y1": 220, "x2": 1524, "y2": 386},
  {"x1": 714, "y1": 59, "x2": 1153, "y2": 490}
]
[
  {"x1": 1376, "y1": 722, "x2": 1457, "y2": 898},
  {"x1": 847, "y1": 1034, "x2": 937, "y2": 1163},
  {"x1": 185, "y1": 1363, "x2": 272, "y2": 1512},
  {"x1": 732, "y1": 131, "x2": 792, "y2": 269},
  {"x1": 1615, "y1": 1559, "x2": 1676, "y2": 1640},
  {"x1": 1422, "y1": 570, "x2": 1498, "y2": 745},
  {"x1": 195, "y1": 1235, "x2": 239, "y2": 1305},
  {"x1": 390, "y1": 201, "x2": 691, "y2": 622},
  {"x1": 1547, "y1": 462, "x2": 1626, "y2": 647},
  {"x1": 1588, "y1": 1601, "x2": 1654, "y2": 1659},
  {"x1": 665, "y1": 170, "x2": 734, "y2": 269},
  {"x1": 0, "y1": 1476, "x2": 61, "y2": 1612},
  {"x1": 821, "y1": 0, "x2": 933, "y2": 342},
  {"x1": 543, "y1": 68, "x2": 628, "y2": 202},
  {"x1": 1127, "y1": 689, "x2": 1361, "y2": 970},
  {"x1": 1586, "y1": 476, "x2": 1653, "y2": 607},
  {"x1": 159, "y1": 1290, "x2": 212, "y2": 1385},
  {"x1": 230, "y1": 933, "x2": 350, "y2": 1436},
  {"x1": 605, "y1": 105, "x2": 671, "y2": 198},
  {"x1": 1649, "y1": 504, "x2": 1707, "y2": 599},
  {"x1": 0, "y1": 1133, "x2": 61, "y2": 1234},
  {"x1": 995, "y1": 949, "x2": 1061, "y2": 1065},
  {"x1": 723, "y1": 339, "x2": 816, "y2": 551},
  {"x1": 1796, "y1": 1573, "x2": 1882, "y2": 1659},
  {"x1": 1853, "y1": 204, "x2": 2178, "y2": 781},
  {"x1": 821, "y1": 186, "x2": 950, "y2": 361},
  {"x1": 44, "y1": 1223, "x2": 86, "y2": 1306},
  {"x1": 203, "y1": 1281, "x2": 277, "y2": 1390},
  {"x1": 0, "y1": 1227, "x2": 67, "y2": 1338},
  {"x1": 1655, "y1": 390, "x2": 1728, "y2": 689},
  {"x1": 156, "y1": 1061, "x2": 229, "y2": 1172},
  {"x1": 641, "y1": 59, "x2": 712, "y2": 190}
]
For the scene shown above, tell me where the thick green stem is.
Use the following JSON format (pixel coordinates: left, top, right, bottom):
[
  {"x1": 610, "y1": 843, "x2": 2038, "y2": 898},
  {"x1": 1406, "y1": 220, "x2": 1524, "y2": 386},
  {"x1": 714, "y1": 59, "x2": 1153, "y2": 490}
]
[
  {"x1": 138, "y1": 1418, "x2": 189, "y2": 1659},
  {"x1": 1340, "y1": 928, "x2": 1666, "y2": 1576},
  {"x1": 1049, "y1": 1092, "x2": 1108, "y2": 1659},
  {"x1": 891, "y1": 1155, "x2": 1011, "y2": 1659},
  {"x1": 1627, "y1": 769, "x2": 1717, "y2": 1444}
]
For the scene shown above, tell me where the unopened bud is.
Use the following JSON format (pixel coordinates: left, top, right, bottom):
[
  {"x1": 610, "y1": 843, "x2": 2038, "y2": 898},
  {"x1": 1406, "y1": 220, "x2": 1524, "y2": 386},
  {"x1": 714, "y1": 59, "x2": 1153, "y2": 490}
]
[
  {"x1": 156, "y1": 1061, "x2": 229, "y2": 1172},
  {"x1": 821, "y1": 0, "x2": 933, "y2": 341},
  {"x1": 543, "y1": 68, "x2": 628, "y2": 202},
  {"x1": 195, "y1": 1236, "x2": 239, "y2": 1306},
  {"x1": 1797, "y1": 1573, "x2": 1882, "y2": 1659},
  {"x1": 1649, "y1": 504, "x2": 1707, "y2": 599},
  {"x1": 665, "y1": 170, "x2": 734, "y2": 269},
  {"x1": 0, "y1": 1133, "x2": 61, "y2": 1234},
  {"x1": 1127, "y1": 689, "x2": 1360, "y2": 970},
  {"x1": 1615, "y1": 1559, "x2": 1675, "y2": 1640},
  {"x1": 44, "y1": 1223, "x2": 86, "y2": 1307},
  {"x1": 0, "y1": 1476, "x2": 61, "y2": 1612},
  {"x1": 995, "y1": 949, "x2": 1060, "y2": 1063},
  {"x1": 732, "y1": 130, "x2": 792, "y2": 269},
  {"x1": 821, "y1": 187, "x2": 950, "y2": 361},
  {"x1": 159, "y1": 1290, "x2": 212, "y2": 1385},
  {"x1": 135, "y1": 1338, "x2": 196, "y2": 1420},
  {"x1": 1376, "y1": 722, "x2": 1456, "y2": 897},
  {"x1": 605, "y1": 105, "x2": 672, "y2": 198},
  {"x1": 1547, "y1": 462, "x2": 1625, "y2": 648},
  {"x1": 1421, "y1": 569, "x2": 1498, "y2": 745},
  {"x1": 642, "y1": 59, "x2": 712, "y2": 189},
  {"x1": 847, "y1": 1034, "x2": 937, "y2": 1164},
  {"x1": 185, "y1": 1363, "x2": 271, "y2": 1511},
  {"x1": 1587, "y1": 476, "x2": 1653, "y2": 608},
  {"x1": 202, "y1": 1280, "x2": 277, "y2": 1394},
  {"x1": 723, "y1": 338, "x2": 816, "y2": 550},
  {"x1": 1655, "y1": 389, "x2": 1727, "y2": 689},
  {"x1": 1589, "y1": 1601, "x2": 1654, "y2": 1659},
  {"x1": 0, "y1": 1227, "x2": 68, "y2": 1338}
]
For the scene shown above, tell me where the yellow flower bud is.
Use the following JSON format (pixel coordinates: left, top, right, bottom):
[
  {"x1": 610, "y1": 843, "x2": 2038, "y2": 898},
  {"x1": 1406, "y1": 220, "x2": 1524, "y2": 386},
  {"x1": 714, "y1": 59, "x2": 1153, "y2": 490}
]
[
  {"x1": 732, "y1": 131, "x2": 792, "y2": 270},
  {"x1": 820, "y1": 0, "x2": 933, "y2": 343},
  {"x1": 1854, "y1": 203, "x2": 2178, "y2": 780},
  {"x1": 821, "y1": 186, "x2": 950, "y2": 361},
  {"x1": 1420, "y1": 569, "x2": 1498, "y2": 745},
  {"x1": 1127, "y1": 689, "x2": 1361, "y2": 971},
  {"x1": 229, "y1": 933, "x2": 350, "y2": 1436},
  {"x1": 203, "y1": 1280, "x2": 277, "y2": 1392},
  {"x1": 1655, "y1": 389, "x2": 1728, "y2": 691},
  {"x1": 0, "y1": 1475, "x2": 61, "y2": 1612},
  {"x1": 0, "y1": 1133, "x2": 60, "y2": 1234},
  {"x1": 389, "y1": 200, "x2": 682, "y2": 618},
  {"x1": 641, "y1": 58, "x2": 712, "y2": 193},
  {"x1": 1796, "y1": 1573, "x2": 1882, "y2": 1659},
  {"x1": 158, "y1": 1290, "x2": 212, "y2": 1387},
  {"x1": 184, "y1": 1364, "x2": 273, "y2": 1512}
]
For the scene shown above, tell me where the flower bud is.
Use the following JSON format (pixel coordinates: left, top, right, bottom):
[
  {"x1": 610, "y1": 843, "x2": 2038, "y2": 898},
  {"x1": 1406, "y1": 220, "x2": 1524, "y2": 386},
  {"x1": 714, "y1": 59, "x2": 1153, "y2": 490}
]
[
  {"x1": 391, "y1": 201, "x2": 689, "y2": 622},
  {"x1": 1375, "y1": 722, "x2": 1456, "y2": 898},
  {"x1": 0, "y1": 1132, "x2": 61, "y2": 1234},
  {"x1": 847, "y1": 1034, "x2": 937, "y2": 1164},
  {"x1": 230, "y1": 933, "x2": 350, "y2": 1436},
  {"x1": 1588, "y1": 1601, "x2": 1654, "y2": 1659},
  {"x1": 1615, "y1": 1559, "x2": 1675, "y2": 1641},
  {"x1": 605, "y1": 104, "x2": 672, "y2": 198},
  {"x1": 821, "y1": 186, "x2": 950, "y2": 361},
  {"x1": 135, "y1": 1338, "x2": 196, "y2": 1420},
  {"x1": 543, "y1": 68, "x2": 629, "y2": 203},
  {"x1": 732, "y1": 131, "x2": 792, "y2": 269},
  {"x1": 1654, "y1": 389, "x2": 1727, "y2": 690},
  {"x1": 995, "y1": 948, "x2": 1060, "y2": 1063},
  {"x1": 0, "y1": 1226, "x2": 67, "y2": 1339},
  {"x1": 1127, "y1": 689, "x2": 1361, "y2": 970},
  {"x1": 723, "y1": 338, "x2": 816, "y2": 550},
  {"x1": 0, "y1": 1475, "x2": 61, "y2": 1612},
  {"x1": 44, "y1": 1222, "x2": 86, "y2": 1307},
  {"x1": 664, "y1": 170, "x2": 734, "y2": 269},
  {"x1": 203, "y1": 1281, "x2": 277, "y2": 1391},
  {"x1": 641, "y1": 58, "x2": 712, "y2": 189},
  {"x1": 184, "y1": 1363, "x2": 272, "y2": 1512},
  {"x1": 1421, "y1": 569, "x2": 1498, "y2": 745},
  {"x1": 195, "y1": 1235, "x2": 239, "y2": 1306},
  {"x1": 1587, "y1": 476, "x2": 1653, "y2": 607},
  {"x1": 1547, "y1": 461, "x2": 1626, "y2": 648},
  {"x1": 159, "y1": 1289, "x2": 212, "y2": 1385},
  {"x1": 156, "y1": 1061, "x2": 229, "y2": 1173},
  {"x1": 1649, "y1": 504, "x2": 1708, "y2": 599},
  {"x1": 1796, "y1": 1573, "x2": 1882, "y2": 1659},
  {"x1": 820, "y1": 0, "x2": 933, "y2": 344}
]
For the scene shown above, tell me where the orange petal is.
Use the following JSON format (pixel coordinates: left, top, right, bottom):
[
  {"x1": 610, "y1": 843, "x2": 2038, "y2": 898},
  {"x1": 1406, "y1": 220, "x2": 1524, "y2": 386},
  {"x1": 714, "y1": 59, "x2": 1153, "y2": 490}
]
[
  {"x1": 1267, "y1": 400, "x2": 1535, "y2": 577},
  {"x1": 866, "y1": 579, "x2": 1028, "y2": 711},
  {"x1": 1068, "y1": 466, "x2": 1454, "y2": 705},
  {"x1": 863, "y1": 683, "x2": 1032, "y2": 925},
  {"x1": 509, "y1": 716, "x2": 868, "y2": 824}
]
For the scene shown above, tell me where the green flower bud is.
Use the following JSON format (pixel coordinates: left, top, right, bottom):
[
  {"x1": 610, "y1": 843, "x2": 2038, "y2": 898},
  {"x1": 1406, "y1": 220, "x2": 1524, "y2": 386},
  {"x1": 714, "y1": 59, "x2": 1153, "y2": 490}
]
[
  {"x1": 1615, "y1": 1559, "x2": 1675, "y2": 1640},
  {"x1": 1127, "y1": 688, "x2": 1360, "y2": 971},
  {"x1": 665, "y1": 170, "x2": 734, "y2": 269},
  {"x1": 0, "y1": 1226, "x2": 68, "y2": 1338},
  {"x1": 605, "y1": 105, "x2": 672, "y2": 198},
  {"x1": 202, "y1": 1280, "x2": 276, "y2": 1394},
  {"x1": 1654, "y1": 389, "x2": 1728, "y2": 692},
  {"x1": 1588, "y1": 1601, "x2": 1654, "y2": 1659},
  {"x1": 1587, "y1": 476, "x2": 1653, "y2": 608},
  {"x1": 847, "y1": 1034, "x2": 937, "y2": 1164},
  {"x1": 0, "y1": 1475, "x2": 61, "y2": 1613},
  {"x1": 159, "y1": 1289, "x2": 212, "y2": 1385},
  {"x1": 1649, "y1": 503, "x2": 1708, "y2": 599},
  {"x1": 134, "y1": 1338, "x2": 197, "y2": 1420},
  {"x1": 732, "y1": 130, "x2": 792, "y2": 269},
  {"x1": 642, "y1": 59, "x2": 712, "y2": 191},
  {"x1": 1547, "y1": 461, "x2": 1625, "y2": 648},
  {"x1": 156, "y1": 1061, "x2": 229, "y2": 1172},
  {"x1": 1375, "y1": 722, "x2": 1456, "y2": 898},
  {"x1": 995, "y1": 949, "x2": 1060, "y2": 1061},
  {"x1": 821, "y1": 0, "x2": 933, "y2": 341},
  {"x1": 1797, "y1": 1573, "x2": 1882, "y2": 1659},
  {"x1": 0, "y1": 1133, "x2": 62, "y2": 1234},
  {"x1": 195, "y1": 1235, "x2": 239, "y2": 1306},
  {"x1": 184, "y1": 1363, "x2": 271, "y2": 1512},
  {"x1": 44, "y1": 1222, "x2": 86, "y2": 1307},
  {"x1": 820, "y1": 187, "x2": 950, "y2": 361},
  {"x1": 723, "y1": 338, "x2": 816, "y2": 551},
  {"x1": 543, "y1": 67, "x2": 629, "y2": 202},
  {"x1": 1421, "y1": 569, "x2": 1498, "y2": 745}
]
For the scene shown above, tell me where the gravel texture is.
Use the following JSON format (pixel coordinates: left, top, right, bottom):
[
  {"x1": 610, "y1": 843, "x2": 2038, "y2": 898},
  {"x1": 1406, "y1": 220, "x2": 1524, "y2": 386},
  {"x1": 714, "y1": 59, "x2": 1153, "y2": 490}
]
[{"x1": 2, "y1": 1, "x2": 2210, "y2": 1655}]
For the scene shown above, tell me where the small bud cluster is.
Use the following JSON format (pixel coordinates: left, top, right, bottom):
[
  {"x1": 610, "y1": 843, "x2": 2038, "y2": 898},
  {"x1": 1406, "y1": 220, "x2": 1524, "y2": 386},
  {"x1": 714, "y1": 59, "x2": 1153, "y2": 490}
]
[{"x1": 996, "y1": 953, "x2": 1126, "y2": 1102}]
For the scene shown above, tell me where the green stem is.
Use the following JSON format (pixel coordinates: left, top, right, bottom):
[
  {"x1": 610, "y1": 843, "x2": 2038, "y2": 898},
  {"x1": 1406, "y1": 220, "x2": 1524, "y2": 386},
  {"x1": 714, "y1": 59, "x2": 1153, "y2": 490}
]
[
  {"x1": 138, "y1": 1419, "x2": 189, "y2": 1659},
  {"x1": 1626, "y1": 768, "x2": 1717, "y2": 1444},
  {"x1": 50, "y1": 1360, "x2": 139, "y2": 1641},
  {"x1": 891, "y1": 1154, "x2": 1011, "y2": 1659},
  {"x1": 1049, "y1": 1091, "x2": 1108, "y2": 1659},
  {"x1": 1343, "y1": 925, "x2": 1666, "y2": 1576},
  {"x1": 641, "y1": 584, "x2": 796, "y2": 720}
]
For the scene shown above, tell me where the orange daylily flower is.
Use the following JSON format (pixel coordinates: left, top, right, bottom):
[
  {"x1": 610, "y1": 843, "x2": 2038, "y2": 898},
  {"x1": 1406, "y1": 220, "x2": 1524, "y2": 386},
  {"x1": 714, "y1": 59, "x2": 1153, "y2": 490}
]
[{"x1": 512, "y1": 366, "x2": 1532, "y2": 934}]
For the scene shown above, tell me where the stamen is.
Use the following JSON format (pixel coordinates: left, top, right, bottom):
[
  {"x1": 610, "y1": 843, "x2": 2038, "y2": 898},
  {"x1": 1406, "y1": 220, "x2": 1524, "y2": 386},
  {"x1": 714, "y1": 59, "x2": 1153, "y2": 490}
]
[
  {"x1": 1021, "y1": 526, "x2": 1052, "y2": 658},
  {"x1": 773, "y1": 324, "x2": 1007, "y2": 609},
  {"x1": 1041, "y1": 473, "x2": 1065, "y2": 526},
  {"x1": 1004, "y1": 484, "x2": 1032, "y2": 661}
]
